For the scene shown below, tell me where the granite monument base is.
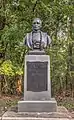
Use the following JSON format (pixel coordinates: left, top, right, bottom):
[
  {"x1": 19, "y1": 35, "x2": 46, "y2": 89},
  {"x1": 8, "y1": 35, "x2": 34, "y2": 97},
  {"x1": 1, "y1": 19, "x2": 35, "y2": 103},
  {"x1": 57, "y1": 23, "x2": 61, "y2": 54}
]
[
  {"x1": 18, "y1": 98, "x2": 57, "y2": 112},
  {"x1": 18, "y1": 51, "x2": 57, "y2": 112},
  {"x1": 24, "y1": 91, "x2": 51, "y2": 100}
]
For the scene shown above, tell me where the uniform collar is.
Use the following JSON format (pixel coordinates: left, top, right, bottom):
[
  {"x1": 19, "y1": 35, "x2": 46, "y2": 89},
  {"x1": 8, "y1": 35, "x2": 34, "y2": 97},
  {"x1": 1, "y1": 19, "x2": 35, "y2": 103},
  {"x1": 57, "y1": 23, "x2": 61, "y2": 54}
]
[{"x1": 32, "y1": 30, "x2": 41, "y2": 33}]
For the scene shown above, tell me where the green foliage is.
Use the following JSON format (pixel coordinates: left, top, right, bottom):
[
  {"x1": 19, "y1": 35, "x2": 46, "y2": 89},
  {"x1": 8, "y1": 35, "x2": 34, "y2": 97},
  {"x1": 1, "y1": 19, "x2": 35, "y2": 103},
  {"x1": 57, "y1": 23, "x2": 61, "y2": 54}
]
[
  {"x1": 0, "y1": 60, "x2": 14, "y2": 76},
  {"x1": 0, "y1": 0, "x2": 74, "y2": 95},
  {"x1": 0, "y1": 60, "x2": 23, "y2": 76}
]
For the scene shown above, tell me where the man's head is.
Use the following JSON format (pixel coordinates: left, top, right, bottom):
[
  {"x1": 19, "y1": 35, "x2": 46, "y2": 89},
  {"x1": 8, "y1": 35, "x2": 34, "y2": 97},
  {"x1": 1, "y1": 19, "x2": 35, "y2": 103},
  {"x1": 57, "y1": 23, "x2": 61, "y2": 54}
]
[{"x1": 32, "y1": 18, "x2": 42, "y2": 31}]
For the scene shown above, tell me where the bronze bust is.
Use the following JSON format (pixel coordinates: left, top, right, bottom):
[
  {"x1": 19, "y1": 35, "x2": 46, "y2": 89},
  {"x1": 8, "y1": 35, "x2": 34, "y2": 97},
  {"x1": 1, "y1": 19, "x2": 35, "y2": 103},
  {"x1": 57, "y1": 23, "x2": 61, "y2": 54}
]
[{"x1": 24, "y1": 18, "x2": 51, "y2": 50}]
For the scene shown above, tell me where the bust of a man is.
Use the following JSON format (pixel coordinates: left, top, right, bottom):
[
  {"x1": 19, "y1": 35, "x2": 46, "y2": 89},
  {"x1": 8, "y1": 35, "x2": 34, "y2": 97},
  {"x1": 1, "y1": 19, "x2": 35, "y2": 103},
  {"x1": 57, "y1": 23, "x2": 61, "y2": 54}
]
[{"x1": 24, "y1": 18, "x2": 51, "y2": 50}]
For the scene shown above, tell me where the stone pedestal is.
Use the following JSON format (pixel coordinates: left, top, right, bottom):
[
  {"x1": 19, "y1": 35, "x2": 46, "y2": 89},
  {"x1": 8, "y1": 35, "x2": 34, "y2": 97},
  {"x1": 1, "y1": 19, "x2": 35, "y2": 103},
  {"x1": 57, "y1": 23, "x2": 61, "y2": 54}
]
[
  {"x1": 18, "y1": 50, "x2": 57, "y2": 112},
  {"x1": 18, "y1": 99, "x2": 57, "y2": 112}
]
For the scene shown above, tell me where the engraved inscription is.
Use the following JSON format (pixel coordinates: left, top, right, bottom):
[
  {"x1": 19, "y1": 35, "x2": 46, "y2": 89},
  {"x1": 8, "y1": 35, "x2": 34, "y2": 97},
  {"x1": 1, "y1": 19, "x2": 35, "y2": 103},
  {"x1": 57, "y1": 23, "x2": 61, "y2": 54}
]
[{"x1": 27, "y1": 62, "x2": 48, "y2": 92}]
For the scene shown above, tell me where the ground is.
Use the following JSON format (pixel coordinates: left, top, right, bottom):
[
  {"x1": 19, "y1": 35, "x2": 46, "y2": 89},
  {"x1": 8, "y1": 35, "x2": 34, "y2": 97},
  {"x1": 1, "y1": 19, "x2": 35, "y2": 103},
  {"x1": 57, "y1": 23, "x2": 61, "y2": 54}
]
[
  {"x1": 0, "y1": 95, "x2": 74, "y2": 118},
  {"x1": 0, "y1": 95, "x2": 20, "y2": 112}
]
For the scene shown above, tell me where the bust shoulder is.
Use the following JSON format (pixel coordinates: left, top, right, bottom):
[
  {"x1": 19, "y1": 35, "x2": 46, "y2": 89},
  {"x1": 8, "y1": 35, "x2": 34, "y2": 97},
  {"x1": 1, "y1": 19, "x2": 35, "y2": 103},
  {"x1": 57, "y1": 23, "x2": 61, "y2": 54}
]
[
  {"x1": 26, "y1": 32, "x2": 32, "y2": 35},
  {"x1": 41, "y1": 31, "x2": 47, "y2": 37},
  {"x1": 25, "y1": 32, "x2": 32, "y2": 39}
]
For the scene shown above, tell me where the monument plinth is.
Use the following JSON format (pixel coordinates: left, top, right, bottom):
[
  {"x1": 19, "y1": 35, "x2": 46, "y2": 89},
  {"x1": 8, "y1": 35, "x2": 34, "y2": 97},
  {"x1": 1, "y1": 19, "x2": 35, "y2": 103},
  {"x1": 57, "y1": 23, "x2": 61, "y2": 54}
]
[{"x1": 18, "y1": 51, "x2": 57, "y2": 112}]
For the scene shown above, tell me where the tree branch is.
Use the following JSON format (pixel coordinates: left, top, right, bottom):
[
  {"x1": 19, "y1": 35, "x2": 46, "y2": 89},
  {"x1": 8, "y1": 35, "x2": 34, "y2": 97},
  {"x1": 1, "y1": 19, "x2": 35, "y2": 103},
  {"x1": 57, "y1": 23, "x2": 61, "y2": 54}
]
[{"x1": 33, "y1": 0, "x2": 38, "y2": 12}]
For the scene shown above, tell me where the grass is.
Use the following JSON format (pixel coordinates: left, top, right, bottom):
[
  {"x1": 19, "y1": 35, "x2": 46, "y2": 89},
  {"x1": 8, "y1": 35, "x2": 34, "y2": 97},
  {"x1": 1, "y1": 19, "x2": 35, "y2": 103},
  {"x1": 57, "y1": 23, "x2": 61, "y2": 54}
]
[
  {"x1": 57, "y1": 96, "x2": 74, "y2": 112},
  {"x1": 0, "y1": 95, "x2": 20, "y2": 112}
]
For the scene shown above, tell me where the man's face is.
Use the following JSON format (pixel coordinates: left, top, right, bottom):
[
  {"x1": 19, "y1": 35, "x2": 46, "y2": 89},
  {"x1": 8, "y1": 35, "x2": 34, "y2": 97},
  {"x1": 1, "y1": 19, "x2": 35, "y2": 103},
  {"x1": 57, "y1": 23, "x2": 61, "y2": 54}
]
[{"x1": 32, "y1": 18, "x2": 42, "y2": 31}]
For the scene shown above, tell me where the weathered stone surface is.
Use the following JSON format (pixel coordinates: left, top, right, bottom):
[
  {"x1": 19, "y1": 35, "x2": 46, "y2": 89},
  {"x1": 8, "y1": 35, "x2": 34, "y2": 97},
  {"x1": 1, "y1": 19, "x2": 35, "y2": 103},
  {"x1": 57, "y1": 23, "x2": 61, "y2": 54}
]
[
  {"x1": 70, "y1": 112, "x2": 74, "y2": 118},
  {"x1": 2, "y1": 106, "x2": 72, "y2": 120},
  {"x1": 18, "y1": 99, "x2": 57, "y2": 112},
  {"x1": 24, "y1": 91, "x2": 51, "y2": 101},
  {"x1": 0, "y1": 110, "x2": 5, "y2": 120},
  {"x1": 27, "y1": 62, "x2": 48, "y2": 92},
  {"x1": 2, "y1": 117, "x2": 71, "y2": 120},
  {"x1": 28, "y1": 50, "x2": 46, "y2": 55}
]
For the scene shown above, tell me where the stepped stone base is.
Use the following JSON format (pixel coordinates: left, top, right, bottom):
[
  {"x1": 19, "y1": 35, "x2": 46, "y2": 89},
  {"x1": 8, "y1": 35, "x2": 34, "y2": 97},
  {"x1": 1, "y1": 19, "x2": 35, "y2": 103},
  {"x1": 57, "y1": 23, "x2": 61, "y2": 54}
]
[
  {"x1": 2, "y1": 106, "x2": 72, "y2": 120},
  {"x1": 18, "y1": 98, "x2": 57, "y2": 112}
]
